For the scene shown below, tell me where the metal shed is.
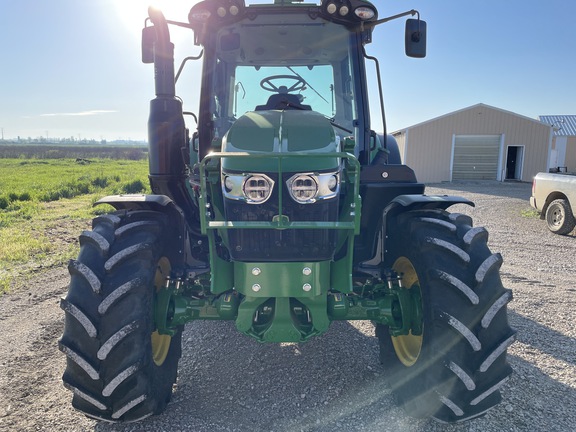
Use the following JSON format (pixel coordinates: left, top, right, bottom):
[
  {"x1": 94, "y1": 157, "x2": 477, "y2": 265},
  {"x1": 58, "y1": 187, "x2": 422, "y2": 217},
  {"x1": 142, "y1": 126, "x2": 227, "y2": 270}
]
[
  {"x1": 392, "y1": 103, "x2": 552, "y2": 183},
  {"x1": 539, "y1": 115, "x2": 576, "y2": 174}
]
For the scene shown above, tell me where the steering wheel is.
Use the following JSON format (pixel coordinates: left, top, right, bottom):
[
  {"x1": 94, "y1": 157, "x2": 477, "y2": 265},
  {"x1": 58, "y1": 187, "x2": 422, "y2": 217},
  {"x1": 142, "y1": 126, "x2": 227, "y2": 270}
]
[{"x1": 260, "y1": 75, "x2": 306, "y2": 93}]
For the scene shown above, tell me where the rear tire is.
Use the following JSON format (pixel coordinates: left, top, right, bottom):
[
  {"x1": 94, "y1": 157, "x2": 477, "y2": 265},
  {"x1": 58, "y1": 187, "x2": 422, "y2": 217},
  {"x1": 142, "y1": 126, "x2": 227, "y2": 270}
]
[
  {"x1": 59, "y1": 210, "x2": 182, "y2": 422},
  {"x1": 376, "y1": 209, "x2": 515, "y2": 423},
  {"x1": 545, "y1": 198, "x2": 575, "y2": 235}
]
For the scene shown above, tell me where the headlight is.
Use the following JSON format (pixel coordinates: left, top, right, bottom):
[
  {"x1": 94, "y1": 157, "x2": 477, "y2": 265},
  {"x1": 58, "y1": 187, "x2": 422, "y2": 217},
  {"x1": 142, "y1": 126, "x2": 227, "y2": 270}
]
[
  {"x1": 222, "y1": 173, "x2": 274, "y2": 204},
  {"x1": 244, "y1": 175, "x2": 273, "y2": 203},
  {"x1": 289, "y1": 175, "x2": 318, "y2": 203},
  {"x1": 321, "y1": 0, "x2": 377, "y2": 24},
  {"x1": 189, "y1": 8, "x2": 211, "y2": 23},
  {"x1": 354, "y1": 6, "x2": 375, "y2": 20},
  {"x1": 216, "y1": 6, "x2": 227, "y2": 17},
  {"x1": 287, "y1": 172, "x2": 340, "y2": 204},
  {"x1": 189, "y1": 0, "x2": 246, "y2": 27}
]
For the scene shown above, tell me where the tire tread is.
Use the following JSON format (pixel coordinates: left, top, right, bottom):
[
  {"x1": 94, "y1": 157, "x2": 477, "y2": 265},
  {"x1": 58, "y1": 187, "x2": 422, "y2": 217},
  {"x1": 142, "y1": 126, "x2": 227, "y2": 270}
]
[
  {"x1": 378, "y1": 209, "x2": 515, "y2": 423},
  {"x1": 60, "y1": 210, "x2": 182, "y2": 422}
]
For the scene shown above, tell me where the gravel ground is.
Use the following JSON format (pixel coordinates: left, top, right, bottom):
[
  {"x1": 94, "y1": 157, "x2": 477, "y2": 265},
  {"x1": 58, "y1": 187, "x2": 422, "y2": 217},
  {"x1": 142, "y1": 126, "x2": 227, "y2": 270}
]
[{"x1": 1, "y1": 181, "x2": 575, "y2": 432}]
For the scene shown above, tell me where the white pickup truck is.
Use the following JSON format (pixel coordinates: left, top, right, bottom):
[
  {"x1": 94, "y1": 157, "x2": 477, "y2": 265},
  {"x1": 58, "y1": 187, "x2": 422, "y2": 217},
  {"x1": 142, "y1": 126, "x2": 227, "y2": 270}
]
[{"x1": 530, "y1": 172, "x2": 576, "y2": 235}]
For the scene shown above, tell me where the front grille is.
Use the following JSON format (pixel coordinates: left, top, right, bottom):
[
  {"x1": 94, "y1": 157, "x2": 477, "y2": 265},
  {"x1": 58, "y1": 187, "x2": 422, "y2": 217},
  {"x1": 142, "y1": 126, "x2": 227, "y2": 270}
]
[{"x1": 224, "y1": 180, "x2": 339, "y2": 261}]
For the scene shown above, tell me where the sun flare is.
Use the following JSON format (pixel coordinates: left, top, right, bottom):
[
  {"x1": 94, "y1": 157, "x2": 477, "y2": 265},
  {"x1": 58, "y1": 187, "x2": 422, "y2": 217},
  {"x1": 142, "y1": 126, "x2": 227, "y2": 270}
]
[{"x1": 113, "y1": 0, "x2": 198, "y2": 32}]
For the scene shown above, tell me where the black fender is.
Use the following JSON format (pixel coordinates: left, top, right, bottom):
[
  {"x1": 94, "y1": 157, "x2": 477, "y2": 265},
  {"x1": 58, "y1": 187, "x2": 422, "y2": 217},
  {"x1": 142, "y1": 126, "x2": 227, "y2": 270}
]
[
  {"x1": 381, "y1": 194, "x2": 475, "y2": 264},
  {"x1": 95, "y1": 194, "x2": 188, "y2": 268},
  {"x1": 96, "y1": 193, "x2": 178, "y2": 209},
  {"x1": 384, "y1": 194, "x2": 474, "y2": 214},
  {"x1": 383, "y1": 194, "x2": 475, "y2": 227}
]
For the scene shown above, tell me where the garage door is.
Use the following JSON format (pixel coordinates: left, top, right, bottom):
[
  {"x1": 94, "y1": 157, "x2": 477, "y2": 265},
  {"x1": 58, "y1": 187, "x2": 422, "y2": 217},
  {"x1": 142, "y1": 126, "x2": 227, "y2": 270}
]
[{"x1": 452, "y1": 135, "x2": 501, "y2": 180}]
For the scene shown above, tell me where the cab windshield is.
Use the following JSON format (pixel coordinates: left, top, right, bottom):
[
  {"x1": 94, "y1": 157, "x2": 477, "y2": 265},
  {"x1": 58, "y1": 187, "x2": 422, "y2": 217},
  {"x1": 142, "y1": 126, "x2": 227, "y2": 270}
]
[
  {"x1": 205, "y1": 14, "x2": 359, "y2": 141},
  {"x1": 233, "y1": 65, "x2": 334, "y2": 118}
]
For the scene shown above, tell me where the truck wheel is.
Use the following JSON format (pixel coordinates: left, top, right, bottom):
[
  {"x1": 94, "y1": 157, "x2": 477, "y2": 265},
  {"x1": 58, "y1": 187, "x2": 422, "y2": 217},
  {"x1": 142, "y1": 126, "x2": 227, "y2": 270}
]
[
  {"x1": 59, "y1": 210, "x2": 182, "y2": 422},
  {"x1": 376, "y1": 209, "x2": 515, "y2": 423},
  {"x1": 545, "y1": 198, "x2": 576, "y2": 235}
]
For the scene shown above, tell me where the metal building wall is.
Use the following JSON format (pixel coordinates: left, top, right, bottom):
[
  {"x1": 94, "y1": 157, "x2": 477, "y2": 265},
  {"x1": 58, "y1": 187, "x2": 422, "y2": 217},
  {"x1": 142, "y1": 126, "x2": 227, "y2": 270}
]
[
  {"x1": 566, "y1": 136, "x2": 576, "y2": 173},
  {"x1": 395, "y1": 104, "x2": 551, "y2": 183},
  {"x1": 393, "y1": 130, "x2": 406, "y2": 162}
]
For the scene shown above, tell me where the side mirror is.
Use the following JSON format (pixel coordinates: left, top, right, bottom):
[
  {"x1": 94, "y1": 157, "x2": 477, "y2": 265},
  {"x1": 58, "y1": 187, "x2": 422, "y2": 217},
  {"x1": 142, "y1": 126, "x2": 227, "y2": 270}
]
[
  {"x1": 142, "y1": 26, "x2": 156, "y2": 64},
  {"x1": 405, "y1": 18, "x2": 427, "y2": 58}
]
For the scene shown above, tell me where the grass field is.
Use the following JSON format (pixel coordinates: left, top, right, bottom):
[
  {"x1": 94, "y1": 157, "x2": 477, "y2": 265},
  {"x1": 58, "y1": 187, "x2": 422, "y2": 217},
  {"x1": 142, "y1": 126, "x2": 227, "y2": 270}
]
[{"x1": 0, "y1": 154, "x2": 150, "y2": 293}]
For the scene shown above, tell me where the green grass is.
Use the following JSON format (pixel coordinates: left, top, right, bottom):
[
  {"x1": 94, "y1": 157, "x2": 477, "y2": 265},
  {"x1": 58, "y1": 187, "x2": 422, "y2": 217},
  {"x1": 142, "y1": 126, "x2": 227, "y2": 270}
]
[
  {"x1": 0, "y1": 159, "x2": 150, "y2": 227},
  {"x1": 521, "y1": 208, "x2": 540, "y2": 218},
  {"x1": 0, "y1": 157, "x2": 150, "y2": 294}
]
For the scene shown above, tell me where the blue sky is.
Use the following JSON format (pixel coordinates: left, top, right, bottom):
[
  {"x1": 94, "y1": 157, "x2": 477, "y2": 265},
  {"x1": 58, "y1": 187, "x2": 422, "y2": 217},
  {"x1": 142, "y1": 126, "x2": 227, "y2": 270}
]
[{"x1": 1, "y1": 0, "x2": 575, "y2": 141}]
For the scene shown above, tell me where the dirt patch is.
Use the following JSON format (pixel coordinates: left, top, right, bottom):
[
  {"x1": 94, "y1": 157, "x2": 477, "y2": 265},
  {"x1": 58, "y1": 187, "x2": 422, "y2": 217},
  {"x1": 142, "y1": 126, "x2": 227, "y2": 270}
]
[{"x1": 0, "y1": 268, "x2": 97, "y2": 431}]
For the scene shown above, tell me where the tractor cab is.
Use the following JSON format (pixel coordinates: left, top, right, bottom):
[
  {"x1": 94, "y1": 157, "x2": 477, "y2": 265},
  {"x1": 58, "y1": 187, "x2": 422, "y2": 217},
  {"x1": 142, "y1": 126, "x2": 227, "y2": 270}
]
[{"x1": 189, "y1": 0, "x2": 375, "y2": 162}]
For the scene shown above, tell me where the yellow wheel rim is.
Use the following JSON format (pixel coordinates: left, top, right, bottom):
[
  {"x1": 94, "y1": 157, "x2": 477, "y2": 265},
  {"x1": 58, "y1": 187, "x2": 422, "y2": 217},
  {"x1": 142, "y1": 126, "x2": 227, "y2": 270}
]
[
  {"x1": 391, "y1": 256, "x2": 423, "y2": 367},
  {"x1": 151, "y1": 257, "x2": 172, "y2": 366}
]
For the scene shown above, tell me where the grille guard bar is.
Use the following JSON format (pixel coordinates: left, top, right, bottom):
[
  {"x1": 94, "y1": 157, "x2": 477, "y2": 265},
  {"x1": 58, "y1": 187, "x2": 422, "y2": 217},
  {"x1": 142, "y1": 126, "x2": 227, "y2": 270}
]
[{"x1": 197, "y1": 151, "x2": 361, "y2": 235}]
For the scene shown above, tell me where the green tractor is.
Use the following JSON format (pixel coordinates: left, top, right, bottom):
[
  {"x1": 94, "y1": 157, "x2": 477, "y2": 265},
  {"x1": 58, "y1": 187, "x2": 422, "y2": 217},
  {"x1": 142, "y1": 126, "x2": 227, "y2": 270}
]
[{"x1": 60, "y1": 0, "x2": 515, "y2": 424}]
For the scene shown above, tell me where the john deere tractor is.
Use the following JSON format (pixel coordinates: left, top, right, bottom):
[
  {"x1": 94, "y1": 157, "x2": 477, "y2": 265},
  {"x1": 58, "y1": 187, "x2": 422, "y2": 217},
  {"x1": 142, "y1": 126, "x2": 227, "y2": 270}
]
[{"x1": 60, "y1": 0, "x2": 515, "y2": 424}]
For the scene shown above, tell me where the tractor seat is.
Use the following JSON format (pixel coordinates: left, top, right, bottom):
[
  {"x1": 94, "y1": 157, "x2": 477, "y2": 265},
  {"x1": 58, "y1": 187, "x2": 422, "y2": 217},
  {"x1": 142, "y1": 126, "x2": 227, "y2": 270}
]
[{"x1": 255, "y1": 92, "x2": 311, "y2": 111}]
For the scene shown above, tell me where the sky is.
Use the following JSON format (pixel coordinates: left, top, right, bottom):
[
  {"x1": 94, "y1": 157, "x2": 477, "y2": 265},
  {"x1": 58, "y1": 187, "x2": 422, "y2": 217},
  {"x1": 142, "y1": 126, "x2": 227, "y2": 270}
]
[{"x1": 1, "y1": 0, "x2": 575, "y2": 141}]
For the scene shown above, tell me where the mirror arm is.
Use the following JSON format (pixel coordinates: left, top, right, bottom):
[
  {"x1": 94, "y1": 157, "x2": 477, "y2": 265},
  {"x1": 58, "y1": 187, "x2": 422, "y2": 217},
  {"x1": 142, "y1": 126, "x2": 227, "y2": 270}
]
[
  {"x1": 363, "y1": 9, "x2": 420, "y2": 30},
  {"x1": 166, "y1": 19, "x2": 194, "y2": 30}
]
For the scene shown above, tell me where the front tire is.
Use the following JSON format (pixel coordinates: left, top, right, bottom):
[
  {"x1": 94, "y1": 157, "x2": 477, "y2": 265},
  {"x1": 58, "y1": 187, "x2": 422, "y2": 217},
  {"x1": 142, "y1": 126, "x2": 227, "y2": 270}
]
[
  {"x1": 376, "y1": 209, "x2": 516, "y2": 423},
  {"x1": 59, "y1": 210, "x2": 182, "y2": 422},
  {"x1": 545, "y1": 198, "x2": 575, "y2": 235}
]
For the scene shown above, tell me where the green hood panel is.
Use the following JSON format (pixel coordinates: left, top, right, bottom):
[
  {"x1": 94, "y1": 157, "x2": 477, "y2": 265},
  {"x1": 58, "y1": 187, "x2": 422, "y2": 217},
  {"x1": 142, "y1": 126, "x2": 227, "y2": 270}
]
[{"x1": 222, "y1": 110, "x2": 339, "y2": 172}]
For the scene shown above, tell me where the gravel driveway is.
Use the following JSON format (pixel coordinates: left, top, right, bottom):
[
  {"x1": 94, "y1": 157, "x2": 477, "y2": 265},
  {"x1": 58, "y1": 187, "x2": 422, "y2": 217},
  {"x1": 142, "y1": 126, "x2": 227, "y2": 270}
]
[{"x1": 1, "y1": 181, "x2": 575, "y2": 432}]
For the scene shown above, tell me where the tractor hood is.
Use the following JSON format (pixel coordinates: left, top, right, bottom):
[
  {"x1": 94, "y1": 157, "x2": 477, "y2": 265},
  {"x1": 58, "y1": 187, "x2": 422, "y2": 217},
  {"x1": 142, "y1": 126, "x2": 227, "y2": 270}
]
[{"x1": 221, "y1": 110, "x2": 339, "y2": 172}]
